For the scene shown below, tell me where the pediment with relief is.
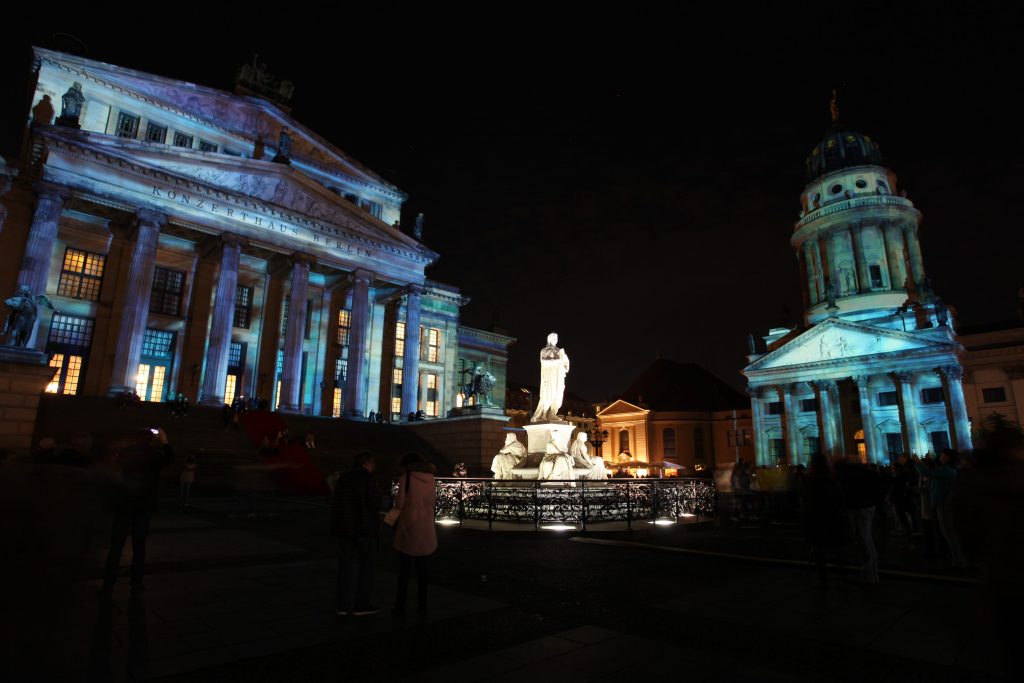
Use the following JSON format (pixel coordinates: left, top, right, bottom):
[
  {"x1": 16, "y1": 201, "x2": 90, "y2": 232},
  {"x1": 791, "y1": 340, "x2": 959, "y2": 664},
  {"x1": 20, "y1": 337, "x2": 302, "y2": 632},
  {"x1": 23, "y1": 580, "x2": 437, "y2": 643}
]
[{"x1": 748, "y1": 318, "x2": 953, "y2": 371}]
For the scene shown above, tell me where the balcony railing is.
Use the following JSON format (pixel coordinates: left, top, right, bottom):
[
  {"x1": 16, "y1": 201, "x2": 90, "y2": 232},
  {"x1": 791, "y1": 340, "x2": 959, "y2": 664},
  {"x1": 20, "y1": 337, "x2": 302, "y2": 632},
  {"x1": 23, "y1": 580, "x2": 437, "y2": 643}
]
[
  {"x1": 797, "y1": 194, "x2": 914, "y2": 229},
  {"x1": 398, "y1": 477, "x2": 717, "y2": 531}
]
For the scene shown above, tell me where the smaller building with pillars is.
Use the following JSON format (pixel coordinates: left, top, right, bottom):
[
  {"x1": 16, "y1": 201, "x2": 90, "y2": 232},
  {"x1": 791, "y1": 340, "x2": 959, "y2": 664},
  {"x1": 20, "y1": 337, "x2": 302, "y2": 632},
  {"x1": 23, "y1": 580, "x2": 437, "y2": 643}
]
[
  {"x1": 0, "y1": 48, "x2": 511, "y2": 422},
  {"x1": 743, "y1": 105, "x2": 972, "y2": 465}
]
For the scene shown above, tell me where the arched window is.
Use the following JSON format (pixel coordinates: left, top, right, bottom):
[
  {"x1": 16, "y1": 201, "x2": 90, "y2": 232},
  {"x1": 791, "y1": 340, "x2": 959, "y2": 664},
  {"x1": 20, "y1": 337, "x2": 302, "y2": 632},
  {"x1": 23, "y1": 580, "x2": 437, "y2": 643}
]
[
  {"x1": 663, "y1": 428, "x2": 677, "y2": 460},
  {"x1": 619, "y1": 429, "x2": 630, "y2": 455},
  {"x1": 693, "y1": 428, "x2": 705, "y2": 460}
]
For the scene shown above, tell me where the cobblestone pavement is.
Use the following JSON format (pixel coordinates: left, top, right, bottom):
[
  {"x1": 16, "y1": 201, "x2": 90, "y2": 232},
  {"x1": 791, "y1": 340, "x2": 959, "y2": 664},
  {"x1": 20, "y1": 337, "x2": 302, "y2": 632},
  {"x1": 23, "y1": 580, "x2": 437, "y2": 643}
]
[{"x1": 1, "y1": 497, "x2": 1007, "y2": 682}]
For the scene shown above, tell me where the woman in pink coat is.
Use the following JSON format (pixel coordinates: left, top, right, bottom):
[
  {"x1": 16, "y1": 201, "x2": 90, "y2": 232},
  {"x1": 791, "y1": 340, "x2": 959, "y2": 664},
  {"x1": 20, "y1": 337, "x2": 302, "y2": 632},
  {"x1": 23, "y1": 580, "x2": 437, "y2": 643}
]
[{"x1": 392, "y1": 453, "x2": 437, "y2": 615}]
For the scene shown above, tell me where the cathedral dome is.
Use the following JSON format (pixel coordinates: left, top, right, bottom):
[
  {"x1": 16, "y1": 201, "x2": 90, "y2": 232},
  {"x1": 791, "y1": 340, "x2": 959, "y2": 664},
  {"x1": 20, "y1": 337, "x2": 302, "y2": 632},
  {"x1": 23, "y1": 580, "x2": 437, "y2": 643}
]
[{"x1": 805, "y1": 126, "x2": 883, "y2": 182}]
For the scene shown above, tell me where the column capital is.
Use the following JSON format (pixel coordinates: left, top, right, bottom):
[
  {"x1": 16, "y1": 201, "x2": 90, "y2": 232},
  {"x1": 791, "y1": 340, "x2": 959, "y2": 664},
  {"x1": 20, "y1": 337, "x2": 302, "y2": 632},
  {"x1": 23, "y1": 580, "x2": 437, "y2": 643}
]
[
  {"x1": 810, "y1": 379, "x2": 837, "y2": 391},
  {"x1": 135, "y1": 208, "x2": 167, "y2": 229},
  {"x1": 889, "y1": 370, "x2": 915, "y2": 385},
  {"x1": 220, "y1": 232, "x2": 248, "y2": 250},
  {"x1": 32, "y1": 181, "x2": 70, "y2": 201},
  {"x1": 746, "y1": 384, "x2": 762, "y2": 399},
  {"x1": 349, "y1": 268, "x2": 374, "y2": 286},
  {"x1": 937, "y1": 364, "x2": 964, "y2": 381},
  {"x1": 288, "y1": 251, "x2": 316, "y2": 267},
  {"x1": 851, "y1": 374, "x2": 874, "y2": 389},
  {"x1": 405, "y1": 283, "x2": 426, "y2": 297}
]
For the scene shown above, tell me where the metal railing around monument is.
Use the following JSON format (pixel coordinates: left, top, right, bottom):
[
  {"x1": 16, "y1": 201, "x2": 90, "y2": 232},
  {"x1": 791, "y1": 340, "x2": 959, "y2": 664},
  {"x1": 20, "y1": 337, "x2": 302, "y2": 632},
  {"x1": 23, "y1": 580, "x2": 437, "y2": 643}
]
[{"x1": 404, "y1": 477, "x2": 717, "y2": 531}]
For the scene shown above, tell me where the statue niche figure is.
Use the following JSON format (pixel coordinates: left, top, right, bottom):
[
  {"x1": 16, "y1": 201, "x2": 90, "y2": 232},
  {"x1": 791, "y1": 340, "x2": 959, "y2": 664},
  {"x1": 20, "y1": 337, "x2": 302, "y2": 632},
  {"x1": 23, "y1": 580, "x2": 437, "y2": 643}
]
[
  {"x1": 531, "y1": 332, "x2": 570, "y2": 422},
  {"x1": 569, "y1": 432, "x2": 607, "y2": 481},
  {"x1": 490, "y1": 433, "x2": 527, "y2": 480},
  {"x1": 3, "y1": 285, "x2": 57, "y2": 348}
]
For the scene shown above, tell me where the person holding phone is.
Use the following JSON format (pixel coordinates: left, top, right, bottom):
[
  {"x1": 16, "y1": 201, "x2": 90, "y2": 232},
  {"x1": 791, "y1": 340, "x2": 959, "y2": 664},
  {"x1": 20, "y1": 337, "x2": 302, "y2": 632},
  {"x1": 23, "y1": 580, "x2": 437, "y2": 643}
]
[{"x1": 99, "y1": 427, "x2": 174, "y2": 597}]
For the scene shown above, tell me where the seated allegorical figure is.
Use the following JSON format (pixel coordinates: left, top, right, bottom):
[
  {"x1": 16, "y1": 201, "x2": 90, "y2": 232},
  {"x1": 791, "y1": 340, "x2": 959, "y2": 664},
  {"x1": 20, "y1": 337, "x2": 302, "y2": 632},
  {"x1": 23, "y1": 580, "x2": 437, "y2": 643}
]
[
  {"x1": 538, "y1": 434, "x2": 575, "y2": 481},
  {"x1": 569, "y1": 432, "x2": 607, "y2": 480},
  {"x1": 490, "y1": 433, "x2": 527, "y2": 479}
]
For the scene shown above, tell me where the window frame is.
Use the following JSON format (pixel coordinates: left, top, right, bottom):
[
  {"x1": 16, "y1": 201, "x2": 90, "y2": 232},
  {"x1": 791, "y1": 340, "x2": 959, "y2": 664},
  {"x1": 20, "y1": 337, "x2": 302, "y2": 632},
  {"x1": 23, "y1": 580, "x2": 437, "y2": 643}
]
[
  {"x1": 149, "y1": 267, "x2": 186, "y2": 317},
  {"x1": 56, "y1": 247, "x2": 105, "y2": 301}
]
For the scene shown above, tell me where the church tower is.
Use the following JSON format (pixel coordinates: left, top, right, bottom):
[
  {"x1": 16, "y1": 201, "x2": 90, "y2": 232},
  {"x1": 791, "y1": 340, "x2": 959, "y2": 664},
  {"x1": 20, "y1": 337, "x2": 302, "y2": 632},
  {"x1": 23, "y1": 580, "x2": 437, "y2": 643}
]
[{"x1": 742, "y1": 95, "x2": 971, "y2": 466}]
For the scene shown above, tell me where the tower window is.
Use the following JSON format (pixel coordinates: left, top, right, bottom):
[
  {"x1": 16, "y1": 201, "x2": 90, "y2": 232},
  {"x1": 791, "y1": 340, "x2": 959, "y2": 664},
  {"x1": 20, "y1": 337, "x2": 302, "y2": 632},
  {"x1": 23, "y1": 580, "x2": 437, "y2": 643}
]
[
  {"x1": 855, "y1": 178, "x2": 868, "y2": 189},
  {"x1": 869, "y1": 264, "x2": 883, "y2": 288},
  {"x1": 830, "y1": 183, "x2": 843, "y2": 195}
]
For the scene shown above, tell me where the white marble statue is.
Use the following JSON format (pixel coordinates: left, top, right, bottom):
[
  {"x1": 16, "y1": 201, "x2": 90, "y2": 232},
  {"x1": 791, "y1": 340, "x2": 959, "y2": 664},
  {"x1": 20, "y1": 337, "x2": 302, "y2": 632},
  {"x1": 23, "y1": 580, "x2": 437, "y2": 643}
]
[
  {"x1": 531, "y1": 332, "x2": 570, "y2": 422},
  {"x1": 569, "y1": 432, "x2": 607, "y2": 480},
  {"x1": 538, "y1": 434, "x2": 575, "y2": 481},
  {"x1": 490, "y1": 433, "x2": 527, "y2": 479}
]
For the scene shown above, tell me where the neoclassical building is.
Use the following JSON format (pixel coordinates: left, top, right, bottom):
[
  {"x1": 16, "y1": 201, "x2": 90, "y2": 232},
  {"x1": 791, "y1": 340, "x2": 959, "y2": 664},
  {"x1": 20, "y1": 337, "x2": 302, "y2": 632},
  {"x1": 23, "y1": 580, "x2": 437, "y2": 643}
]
[
  {"x1": 0, "y1": 47, "x2": 509, "y2": 420},
  {"x1": 742, "y1": 104, "x2": 972, "y2": 465}
]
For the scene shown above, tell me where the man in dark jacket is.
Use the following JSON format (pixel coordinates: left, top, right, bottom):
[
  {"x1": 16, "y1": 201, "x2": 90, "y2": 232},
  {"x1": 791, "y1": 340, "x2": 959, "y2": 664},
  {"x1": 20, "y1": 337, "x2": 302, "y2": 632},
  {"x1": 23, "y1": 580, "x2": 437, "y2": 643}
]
[
  {"x1": 100, "y1": 427, "x2": 175, "y2": 597},
  {"x1": 332, "y1": 452, "x2": 383, "y2": 616}
]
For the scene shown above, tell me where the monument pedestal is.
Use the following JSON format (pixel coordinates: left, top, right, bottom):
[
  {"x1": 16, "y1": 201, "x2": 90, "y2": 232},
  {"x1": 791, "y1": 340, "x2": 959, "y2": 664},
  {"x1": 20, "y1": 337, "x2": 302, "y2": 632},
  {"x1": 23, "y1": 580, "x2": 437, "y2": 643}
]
[
  {"x1": 0, "y1": 347, "x2": 53, "y2": 456},
  {"x1": 522, "y1": 421, "x2": 576, "y2": 455},
  {"x1": 406, "y1": 411, "x2": 511, "y2": 475}
]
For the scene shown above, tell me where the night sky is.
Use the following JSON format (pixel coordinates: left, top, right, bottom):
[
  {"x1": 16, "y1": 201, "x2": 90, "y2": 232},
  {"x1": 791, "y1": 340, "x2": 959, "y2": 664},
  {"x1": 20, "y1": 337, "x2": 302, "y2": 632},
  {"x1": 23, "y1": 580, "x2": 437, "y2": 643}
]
[{"x1": 2, "y1": 8, "x2": 1022, "y2": 402}]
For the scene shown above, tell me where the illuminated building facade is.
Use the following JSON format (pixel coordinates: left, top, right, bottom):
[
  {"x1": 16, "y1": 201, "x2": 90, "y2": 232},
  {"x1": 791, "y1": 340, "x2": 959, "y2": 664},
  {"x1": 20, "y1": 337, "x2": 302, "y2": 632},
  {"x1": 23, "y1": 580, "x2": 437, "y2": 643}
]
[
  {"x1": 0, "y1": 47, "x2": 509, "y2": 419},
  {"x1": 742, "y1": 105, "x2": 972, "y2": 465},
  {"x1": 958, "y1": 321, "x2": 1024, "y2": 430},
  {"x1": 596, "y1": 359, "x2": 754, "y2": 470}
]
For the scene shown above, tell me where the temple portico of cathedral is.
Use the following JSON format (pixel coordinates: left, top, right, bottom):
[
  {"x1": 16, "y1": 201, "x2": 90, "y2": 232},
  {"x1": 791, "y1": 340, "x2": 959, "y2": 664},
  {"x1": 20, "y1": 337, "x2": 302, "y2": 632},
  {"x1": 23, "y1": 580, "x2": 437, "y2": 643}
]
[
  {"x1": 743, "y1": 99, "x2": 971, "y2": 465},
  {"x1": 0, "y1": 48, "x2": 512, "y2": 424}
]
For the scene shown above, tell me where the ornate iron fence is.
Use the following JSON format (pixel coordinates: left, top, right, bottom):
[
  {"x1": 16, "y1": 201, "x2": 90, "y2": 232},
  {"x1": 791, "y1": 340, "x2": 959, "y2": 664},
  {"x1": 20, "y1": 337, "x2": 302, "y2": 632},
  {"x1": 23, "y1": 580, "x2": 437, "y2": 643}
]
[{"x1": 392, "y1": 477, "x2": 716, "y2": 531}]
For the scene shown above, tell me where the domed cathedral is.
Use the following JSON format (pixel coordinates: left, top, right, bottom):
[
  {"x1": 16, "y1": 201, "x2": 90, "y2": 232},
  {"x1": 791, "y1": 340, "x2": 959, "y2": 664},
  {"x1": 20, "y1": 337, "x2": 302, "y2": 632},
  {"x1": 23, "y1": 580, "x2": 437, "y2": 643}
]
[{"x1": 742, "y1": 93, "x2": 972, "y2": 466}]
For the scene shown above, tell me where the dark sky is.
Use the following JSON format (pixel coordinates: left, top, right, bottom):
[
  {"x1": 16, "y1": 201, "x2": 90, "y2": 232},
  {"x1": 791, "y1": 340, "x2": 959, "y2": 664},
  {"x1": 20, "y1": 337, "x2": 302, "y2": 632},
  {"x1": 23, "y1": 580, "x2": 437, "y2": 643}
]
[{"x1": 2, "y1": 8, "x2": 1022, "y2": 401}]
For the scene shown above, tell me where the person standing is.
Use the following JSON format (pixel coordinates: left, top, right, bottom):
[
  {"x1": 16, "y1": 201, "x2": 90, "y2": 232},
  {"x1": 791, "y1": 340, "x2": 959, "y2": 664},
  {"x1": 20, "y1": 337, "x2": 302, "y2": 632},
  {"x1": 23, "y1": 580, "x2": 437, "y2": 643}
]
[
  {"x1": 179, "y1": 455, "x2": 197, "y2": 507},
  {"x1": 391, "y1": 453, "x2": 437, "y2": 616},
  {"x1": 836, "y1": 453, "x2": 883, "y2": 584},
  {"x1": 801, "y1": 453, "x2": 846, "y2": 588},
  {"x1": 914, "y1": 449, "x2": 968, "y2": 568},
  {"x1": 332, "y1": 452, "x2": 383, "y2": 616},
  {"x1": 100, "y1": 428, "x2": 175, "y2": 597}
]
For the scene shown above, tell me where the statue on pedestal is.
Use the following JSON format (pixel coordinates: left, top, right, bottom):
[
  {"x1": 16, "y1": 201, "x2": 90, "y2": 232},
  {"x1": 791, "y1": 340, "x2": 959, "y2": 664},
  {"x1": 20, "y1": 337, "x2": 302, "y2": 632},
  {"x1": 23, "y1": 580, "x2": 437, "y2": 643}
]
[
  {"x1": 3, "y1": 285, "x2": 56, "y2": 348},
  {"x1": 569, "y1": 432, "x2": 607, "y2": 480},
  {"x1": 57, "y1": 82, "x2": 85, "y2": 127},
  {"x1": 538, "y1": 434, "x2": 574, "y2": 481},
  {"x1": 531, "y1": 332, "x2": 570, "y2": 422},
  {"x1": 490, "y1": 433, "x2": 527, "y2": 479}
]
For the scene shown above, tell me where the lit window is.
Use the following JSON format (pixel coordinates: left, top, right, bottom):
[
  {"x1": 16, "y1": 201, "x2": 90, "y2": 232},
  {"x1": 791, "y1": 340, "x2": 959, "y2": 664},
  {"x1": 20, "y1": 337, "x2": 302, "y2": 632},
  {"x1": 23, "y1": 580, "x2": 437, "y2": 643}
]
[
  {"x1": 332, "y1": 388, "x2": 342, "y2": 418},
  {"x1": 141, "y1": 329, "x2": 175, "y2": 358},
  {"x1": 425, "y1": 373, "x2": 438, "y2": 416},
  {"x1": 48, "y1": 314, "x2": 94, "y2": 346},
  {"x1": 391, "y1": 397, "x2": 402, "y2": 416},
  {"x1": 150, "y1": 267, "x2": 185, "y2": 316},
  {"x1": 393, "y1": 367, "x2": 403, "y2": 388},
  {"x1": 116, "y1": 112, "x2": 139, "y2": 138},
  {"x1": 44, "y1": 354, "x2": 82, "y2": 395},
  {"x1": 422, "y1": 327, "x2": 440, "y2": 363},
  {"x1": 57, "y1": 248, "x2": 105, "y2": 301},
  {"x1": 337, "y1": 309, "x2": 352, "y2": 345},
  {"x1": 224, "y1": 375, "x2": 237, "y2": 405},
  {"x1": 395, "y1": 321, "x2": 405, "y2": 357}
]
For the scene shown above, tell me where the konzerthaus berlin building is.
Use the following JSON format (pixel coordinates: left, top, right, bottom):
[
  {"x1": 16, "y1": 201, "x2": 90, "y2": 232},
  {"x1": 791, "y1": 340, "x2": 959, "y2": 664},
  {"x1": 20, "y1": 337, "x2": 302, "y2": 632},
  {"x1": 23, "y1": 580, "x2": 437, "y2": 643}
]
[
  {"x1": 0, "y1": 47, "x2": 512, "y2": 419},
  {"x1": 742, "y1": 104, "x2": 972, "y2": 465}
]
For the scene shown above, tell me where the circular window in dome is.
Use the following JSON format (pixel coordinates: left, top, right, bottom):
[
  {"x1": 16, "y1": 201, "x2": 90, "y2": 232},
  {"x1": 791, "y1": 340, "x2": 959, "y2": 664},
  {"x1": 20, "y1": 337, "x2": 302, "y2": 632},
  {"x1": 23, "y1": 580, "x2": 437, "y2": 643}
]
[
  {"x1": 855, "y1": 178, "x2": 868, "y2": 189},
  {"x1": 830, "y1": 184, "x2": 843, "y2": 195},
  {"x1": 877, "y1": 179, "x2": 889, "y2": 191},
  {"x1": 812, "y1": 192, "x2": 821, "y2": 205}
]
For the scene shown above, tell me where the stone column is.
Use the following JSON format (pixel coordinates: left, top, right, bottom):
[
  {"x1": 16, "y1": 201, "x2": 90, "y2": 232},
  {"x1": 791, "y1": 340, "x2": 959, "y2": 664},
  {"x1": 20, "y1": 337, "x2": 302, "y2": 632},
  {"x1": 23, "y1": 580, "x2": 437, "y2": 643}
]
[
  {"x1": 401, "y1": 284, "x2": 424, "y2": 419},
  {"x1": 819, "y1": 231, "x2": 837, "y2": 297},
  {"x1": 883, "y1": 222, "x2": 908, "y2": 290},
  {"x1": 811, "y1": 380, "x2": 837, "y2": 459},
  {"x1": 891, "y1": 371, "x2": 923, "y2": 457},
  {"x1": 781, "y1": 383, "x2": 801, "y2": 465},
  {"x1": 796, "y1": 250, "x2": 810, "y2": 311},
  {"x1": 108, "y1": 209, "x2": 165, "y2": 394},
  {"x1": 803, "y1": 241, "x2": 819, "y2": 304},
  {"x1": 853, "y1": 375, "x2": 881, "y2": 463},
  {"x1": 850, "y1": 224, "x2": 870, "y2": 293},
  {"x1": 17, "y1": 184, "x2": 68, "y2": 302},
  {"x1": 0, "y1": 165, "x2": 17, "y2": 236},
  {"x1": 343, "y1": 269, "x2": 373, "y2": 418},
  {"x1": 748, "y1": 385, "x2": 766, "y2": 465},
  {"x1": 199, "y1": 235, "x2": 245, "y2": 406},
  {"x1": 938, "y1": 365, "x2": 973, "y2": 452},
  {"x1": 279, "y1": 255, "x2": 312, "y2": 413},
  {"x1": 902, "y1": 223, "x2": 926, "y2": 287}
]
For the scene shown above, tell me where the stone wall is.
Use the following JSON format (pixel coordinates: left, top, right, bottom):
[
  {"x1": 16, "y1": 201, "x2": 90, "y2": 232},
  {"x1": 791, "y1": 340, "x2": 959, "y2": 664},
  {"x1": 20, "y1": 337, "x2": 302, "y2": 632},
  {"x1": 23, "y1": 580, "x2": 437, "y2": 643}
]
[
  {"x1": 406, "y1": 413, "x2": 511, "y2": 475},
  {"x1": 0, "y1": 354, "x2": 54, "y2": 455}
]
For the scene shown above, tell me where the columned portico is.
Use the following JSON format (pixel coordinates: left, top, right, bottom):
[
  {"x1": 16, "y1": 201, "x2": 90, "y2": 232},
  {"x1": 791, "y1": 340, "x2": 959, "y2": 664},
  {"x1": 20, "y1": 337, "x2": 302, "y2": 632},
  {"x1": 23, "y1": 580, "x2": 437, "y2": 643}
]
[
  {"x1": 343, "y1": 269, "x2": 373, "y2": 418},
  {"x1": 748, "y1": 386, "x2": 766, "y2": 465},
  {"x1": 199, "y1": 234, "x2": 245, "y2": 406},
  {"x1": 780, "y1": 383, "x2": 801, "y2": 465},
  {"x1": 811, "y1": 379, "x2": 837, "y2": 459},
  {"x1": 18, "y1": 184, "x2": 68, "y2": 348},
  {"x1": 892, "y1": 371, "x2": 923, "y2": 456},
  {"x1": 279, "y1": 255, "x2": 312, "y2": 413},
  {"x1": 401, "y1": 284, "x2": 424, "y2": 419},
  {"x1": 108, "y1": 209, "x2": 165, "y2": 395},
  {"x1": 938, "y1": 365, "x2": 972, "y2": 452},
  {"x1": 852, "y1": 375, "x2": 881, "y2": 463}
]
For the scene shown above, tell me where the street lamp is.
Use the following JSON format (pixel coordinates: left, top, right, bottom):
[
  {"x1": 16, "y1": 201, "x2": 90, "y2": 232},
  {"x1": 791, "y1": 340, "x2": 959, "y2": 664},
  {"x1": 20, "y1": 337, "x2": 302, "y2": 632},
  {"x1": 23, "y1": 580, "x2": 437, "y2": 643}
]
[{"x1": 588, "y1": 427, "x2": 609, "y2": 460}]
